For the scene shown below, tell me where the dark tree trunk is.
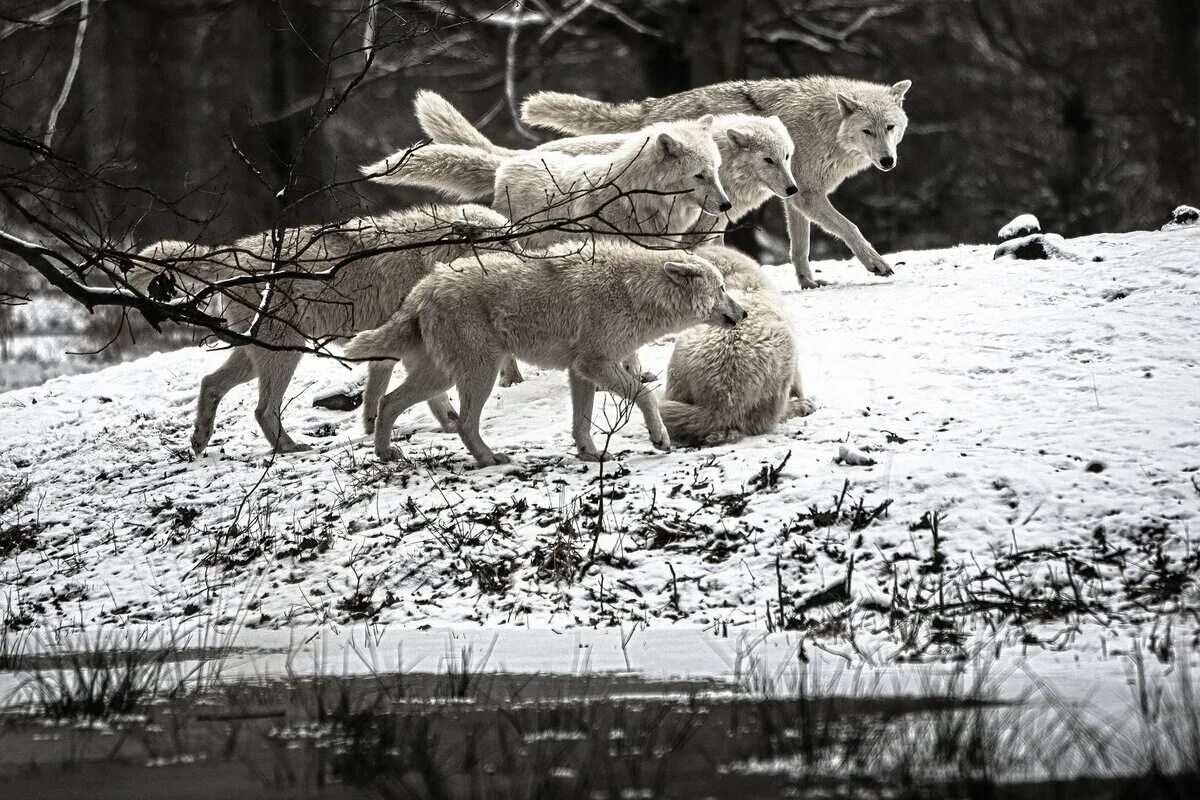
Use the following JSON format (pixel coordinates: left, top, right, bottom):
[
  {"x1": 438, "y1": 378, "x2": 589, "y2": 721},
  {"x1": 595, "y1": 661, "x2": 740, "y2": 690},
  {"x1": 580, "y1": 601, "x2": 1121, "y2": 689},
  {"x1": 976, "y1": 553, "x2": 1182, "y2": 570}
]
[{"x1": 1155, "y1": 0, "x2": 1200, "y2": 207}]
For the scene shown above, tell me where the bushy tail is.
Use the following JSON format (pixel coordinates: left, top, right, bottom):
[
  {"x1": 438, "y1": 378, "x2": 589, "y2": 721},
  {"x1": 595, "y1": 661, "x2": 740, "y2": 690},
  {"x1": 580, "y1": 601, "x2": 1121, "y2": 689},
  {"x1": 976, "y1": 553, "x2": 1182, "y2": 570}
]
[
  {"x1": 361, "y1": 143, "x2": 501, "y2": 200},
  {"x1": 124, "y1": 240, "x2": 218, "y2": 297},
  {"x1": 658, "y1": 399, "x2": 740, "y2": 447},
  {"x1": 343, "y1": 309, "x2": 421, "y2": 362},
  {"x1": 415, "y1": 90, "x2": 518, "y2": 157},
  {"x1": 520, "y1": 91, "x2": 649, "y2": 135}
]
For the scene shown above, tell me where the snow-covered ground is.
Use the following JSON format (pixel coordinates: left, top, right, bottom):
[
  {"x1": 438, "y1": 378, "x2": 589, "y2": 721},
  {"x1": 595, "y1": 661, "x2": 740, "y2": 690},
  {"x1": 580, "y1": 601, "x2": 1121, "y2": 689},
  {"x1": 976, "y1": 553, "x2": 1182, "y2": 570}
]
[{"x1": 1, "y1": 226, "x2": 1198, "y2": 661}]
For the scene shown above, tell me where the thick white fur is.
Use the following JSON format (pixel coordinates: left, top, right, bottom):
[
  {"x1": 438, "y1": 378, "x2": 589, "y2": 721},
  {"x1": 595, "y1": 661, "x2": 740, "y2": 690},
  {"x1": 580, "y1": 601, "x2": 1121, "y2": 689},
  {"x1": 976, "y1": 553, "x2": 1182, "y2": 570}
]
[
  {"x1": 128, "y1": 204, "x2": 509, "y2": 454},
  {"x1": 413, "y1": 91, "x2": 796, "y2": 228},
  {"x1": 344, "y1": 243, "x2": 748, "y2": 466},
  {"x1": 660, "y1": 244, "x2": 815, "y2": 446},
  {"x1": 521, "y1": 76, "x2": 912, "y2": 288}
]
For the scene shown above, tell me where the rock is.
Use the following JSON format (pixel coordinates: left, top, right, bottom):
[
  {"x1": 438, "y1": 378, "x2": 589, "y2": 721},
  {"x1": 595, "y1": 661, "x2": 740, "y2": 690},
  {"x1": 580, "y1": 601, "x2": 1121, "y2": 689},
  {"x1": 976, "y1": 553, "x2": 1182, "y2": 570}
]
[
  {"x1": 998, "y1": 214, "x2": 1041, "y2": 241},
  {"x1": 836, "y1": 444, "x2": 876, "y2": 467},
  {"x1": 312, "y1": 390, "x2": 363, "y2": 411},
  {"x1": 1163, "y1": 205, "x2": 1199, "y2": 229},
  {"x1": 992, "y1": 233, "x2": 1069, "y2": 261}
]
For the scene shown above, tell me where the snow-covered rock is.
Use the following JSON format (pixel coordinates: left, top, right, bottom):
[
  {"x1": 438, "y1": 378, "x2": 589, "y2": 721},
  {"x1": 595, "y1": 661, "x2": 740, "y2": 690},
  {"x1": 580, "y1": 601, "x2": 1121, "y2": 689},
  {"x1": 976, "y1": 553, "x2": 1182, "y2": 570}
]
[
  {"x1": 993, "y1": 232, "x2": 1067, "y2": 260},
  {"x1": 998, "y1": 213, "x2": 1040, "y2": 241},
  {"x1": 1163, "y1": 204, "x2": 1199, "y2": 229},
  {"x1": 2, "y1": 228, "x2": 1199, "y2": 648}
]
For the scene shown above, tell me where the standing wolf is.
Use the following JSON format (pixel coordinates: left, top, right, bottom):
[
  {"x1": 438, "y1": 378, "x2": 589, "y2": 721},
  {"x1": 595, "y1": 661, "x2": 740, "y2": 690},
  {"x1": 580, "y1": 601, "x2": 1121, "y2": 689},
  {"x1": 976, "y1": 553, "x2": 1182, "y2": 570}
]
[
  {"x1": 343, "y1": 244, "x2": 746, "y2": 466},
  {"x1": 363, "y1": 115, "x2": 730, "y2": 251},
  {"x1": 660, "y1": 245, "x2": 814, "y2": 446},
  {"x1": 126, "y1": 204, "x2": 509, "y2": 454},
  {"x1": 521, "y1": 77, "x2": 912, "y2": 289},
  {"x1": 410, "y1": 90, "x2": 798, "y2": 234}
]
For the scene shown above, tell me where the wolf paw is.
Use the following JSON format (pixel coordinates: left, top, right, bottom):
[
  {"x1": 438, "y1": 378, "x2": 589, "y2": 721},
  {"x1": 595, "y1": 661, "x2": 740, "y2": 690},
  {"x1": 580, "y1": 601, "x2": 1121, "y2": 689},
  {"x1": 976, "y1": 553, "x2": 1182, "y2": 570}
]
[
  {"x1": 863, "y1": 252, "x2": 894, "y2": 277},
  {"x1": 798, "y1": 275, "x2": 829, "y2": 290},
  {"x1": 638, "y1": 370, "x2": 659, "y2": 383},
  {"x1": 789, "y1": 398, "x2": 817, "y2": 418},
  {"x1": 276, "y1": 440, "x2": 312, "y2": 454},
  {"x1": 577, "y1": 448, "x2": 611, "y2": 463},
  {"x1": 498, "y1": 372, "x2": 524, "y2": 388},
  {"x1": 362, "y1": 416, "x2": 376, "y2": 435},
  {"x1": 476, "y1": 452, "x2": 511, "y2": 467},
  {"x1": 650, "y1": 433, "x2": 672, "y2": 453},
  {"x1": 435, "y1": 410, "x2": 459, "y2": 433},
  {"x1": 376, "y1": 445, "x2": 404, "y2": 462}
]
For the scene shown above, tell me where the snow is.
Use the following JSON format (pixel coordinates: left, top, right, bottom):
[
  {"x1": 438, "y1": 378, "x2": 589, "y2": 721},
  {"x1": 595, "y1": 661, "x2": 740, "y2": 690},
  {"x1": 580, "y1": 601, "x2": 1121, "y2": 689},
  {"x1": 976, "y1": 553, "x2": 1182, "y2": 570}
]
[
  {"x1": 998, "y1": 213, "x2": 1040, "y2": 241},
  {"x1": 1, "y1": 226, "x2": 1199, "y2": 662}
]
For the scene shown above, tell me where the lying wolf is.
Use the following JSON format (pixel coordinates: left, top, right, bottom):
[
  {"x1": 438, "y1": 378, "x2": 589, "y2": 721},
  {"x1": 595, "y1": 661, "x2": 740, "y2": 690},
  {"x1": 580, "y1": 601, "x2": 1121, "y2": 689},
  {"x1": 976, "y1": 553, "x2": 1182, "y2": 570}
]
[
  {"x1": 127, "y1": 204, "x2": 509, "y2": 454},
  {"x1": 362, "y1": 115, "x2": 730, "y2": 251},
  {"x1": 343, "y1": 243, "x2": 747, "y2": 466},
  {"x1": 521, "y1": 76, "x2": 912, "y2": 289},
  {"x1": 411, "y1": 90, "x2": 797, "y2": 234},
  {"x1": 660, "y1": 245, "x2": 815, "y2": 447}
]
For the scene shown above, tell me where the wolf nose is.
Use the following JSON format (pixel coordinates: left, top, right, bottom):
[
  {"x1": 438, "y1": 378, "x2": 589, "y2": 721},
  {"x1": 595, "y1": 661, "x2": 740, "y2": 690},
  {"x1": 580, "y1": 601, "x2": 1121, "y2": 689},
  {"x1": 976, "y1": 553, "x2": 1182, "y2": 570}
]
[
  {"x1": 880, "y1": 156, "x2": 895, "y2": 169},
  {"x1": 718, "y1": 200, "x2": 732, "y2": 212},
  {"x1": 786, "y1": 185, "x2": 798, "y2": 196}
]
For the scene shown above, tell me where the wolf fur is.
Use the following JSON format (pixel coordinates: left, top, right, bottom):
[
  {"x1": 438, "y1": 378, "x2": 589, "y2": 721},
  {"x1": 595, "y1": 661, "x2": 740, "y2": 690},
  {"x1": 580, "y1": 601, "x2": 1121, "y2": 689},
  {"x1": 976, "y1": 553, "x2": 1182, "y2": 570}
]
[
  {"x1": 412, "y1": 90, "x2": 796, "y2": 231},
  {"x1": 660, "y1": 244, "x2": 815, "y2": 447},
  {"x1": 364, "y1": 115, "x2": 730, "y2": 251},
  {"x1": 128, "y1": 204, "x2": 510, "y2": 455},
  {"x1": 521, "y1": 77, "x2": 912, "y2": 289},
  {"x1": 343, "y1": 243, "x2": 747, "y2": 466}
]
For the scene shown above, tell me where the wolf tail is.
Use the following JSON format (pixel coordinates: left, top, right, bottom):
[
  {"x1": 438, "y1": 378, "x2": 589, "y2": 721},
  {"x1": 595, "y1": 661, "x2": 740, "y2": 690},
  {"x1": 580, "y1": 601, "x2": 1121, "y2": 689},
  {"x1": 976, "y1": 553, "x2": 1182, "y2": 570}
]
[
  {"x1": 414, "y1": 90, "x2": 518, "y2": 157},
  {"x1": 520, "y1": 91, "x2": 649, "y2": 135},
  {"x1": 361, "y1": 143, "x2": 501, "y2": 201},
  {"x1": 343, "y1": 308, "x2": 422, "y2": 362},
  {"x1": 658, "y1": 399, "x2": 741, "y2": 448},
  {"x1": 124, "y1": 240, "x2": 219, "y2": 298}
]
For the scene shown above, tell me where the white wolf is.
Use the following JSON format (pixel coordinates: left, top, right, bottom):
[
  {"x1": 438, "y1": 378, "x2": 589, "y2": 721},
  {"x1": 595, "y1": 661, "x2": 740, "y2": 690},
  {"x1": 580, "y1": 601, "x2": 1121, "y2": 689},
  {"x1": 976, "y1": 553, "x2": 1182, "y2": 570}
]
[
  {"x1": 362, "y1": 115, "x2": 730, "y2": 251},
  {"x1": 127, "y1": 204, "x2": 509, "y2": 454},
  {"x1": 411, "y1": 90, "x2": 798, "y2": 233},
  {"x1": 342, "y1": 243, "x2": 747, "y2": 466},
  {"x1": 659, "y1": 245, "x2": 815, "y2": 446},
  {"x1": 521, "y1": 77, "x2": 912, "y2": 289}
]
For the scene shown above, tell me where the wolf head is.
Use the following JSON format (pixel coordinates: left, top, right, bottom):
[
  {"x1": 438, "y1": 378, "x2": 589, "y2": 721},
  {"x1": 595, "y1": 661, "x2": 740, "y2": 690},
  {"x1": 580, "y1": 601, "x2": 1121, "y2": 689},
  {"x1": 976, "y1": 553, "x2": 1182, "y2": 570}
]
[
  {"x1": 661, "y1": 254, "x2": 747, "y2": 328},
  {"x1": 652, "y1": 115, "x2": 732, "y2": 217},
  {"x1": 834, "y1": 80, "x2": 911, "y2": 172},
  {"x1": 724, "y1": 115, "x2": 798, "y2": 199}
]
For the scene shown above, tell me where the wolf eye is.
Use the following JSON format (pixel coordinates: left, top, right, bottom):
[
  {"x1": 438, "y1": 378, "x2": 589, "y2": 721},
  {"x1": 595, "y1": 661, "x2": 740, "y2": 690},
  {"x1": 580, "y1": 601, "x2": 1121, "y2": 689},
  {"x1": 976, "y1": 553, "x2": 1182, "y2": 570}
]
[
  {"x1": 694, "y1": 173, "x2": 705, "y2": 181},
  {"x1": 785, "y1": 153, "x2": 791, "y2": 160},
  {"x1": 763, "y1": 157, "x2": 775, "y2": 165},
  {"x1": 862, "y1": 129, "x2": 874, "y2": 136},
  {"x1": 886, "y1": 124, "x2": 896, "y2": 131}
]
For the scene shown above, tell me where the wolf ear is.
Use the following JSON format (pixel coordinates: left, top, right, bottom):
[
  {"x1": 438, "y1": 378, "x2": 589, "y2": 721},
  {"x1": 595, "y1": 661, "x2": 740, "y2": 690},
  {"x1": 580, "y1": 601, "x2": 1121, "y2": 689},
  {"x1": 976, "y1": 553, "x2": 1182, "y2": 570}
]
[
  {"x1": 697, "y1": 113, "x2": 714, "y2": 130},
  {"x1": 726, "y1": 128, "x2": 753, "y2": 149},
  {"x1": 656, "y1": 132, "x2": 682, "y2": 159},
  {"x1": 663, "y1": 261, "x2": 705, "y2": 285},
  {"x1": 836, "y1": 93, "x2": 860, "y2": 116},
  {"x1": 890, "y1": 80, "x2": 912, "y2": 104}
]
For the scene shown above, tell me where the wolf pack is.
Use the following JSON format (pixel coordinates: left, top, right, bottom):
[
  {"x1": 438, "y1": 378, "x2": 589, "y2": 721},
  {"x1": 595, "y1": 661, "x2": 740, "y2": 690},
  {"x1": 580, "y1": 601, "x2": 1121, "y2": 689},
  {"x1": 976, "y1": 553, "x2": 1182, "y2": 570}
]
[{"x1": 130, "y1": 76, "x2": 912, "y2": 467}]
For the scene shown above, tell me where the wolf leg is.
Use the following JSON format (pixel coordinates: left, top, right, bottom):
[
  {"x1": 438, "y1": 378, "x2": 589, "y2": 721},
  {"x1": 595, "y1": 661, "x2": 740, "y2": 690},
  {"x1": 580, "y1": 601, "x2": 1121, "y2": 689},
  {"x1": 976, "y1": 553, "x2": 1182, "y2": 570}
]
[
  {"x1": 785, "y1": 202, "x2": 823, "y2": 289},
  {"x1": 576, "y1": 357, "x2": 670, "y2": 453},
  {"x1": 568, "y1": 369, "x2": 604, "y2": 461},
  {"x1": 796, "y1": 192, "x2": 893, "y2": 279},
  {"x1": 192, "y1": 348, "x2": 255, "y2": 454},
  {"x1": 362, "y1": 361, "x2": 394, "y2": 434},
  {"x1": 453, "y1": 368, "x2": 509, "y2": 467},
  {"x1": 372, "y1": 354, "x2": 454, "y2": 461},
  {"x1": 251, "y1": 350, "x2": 309, "y2": 454}
]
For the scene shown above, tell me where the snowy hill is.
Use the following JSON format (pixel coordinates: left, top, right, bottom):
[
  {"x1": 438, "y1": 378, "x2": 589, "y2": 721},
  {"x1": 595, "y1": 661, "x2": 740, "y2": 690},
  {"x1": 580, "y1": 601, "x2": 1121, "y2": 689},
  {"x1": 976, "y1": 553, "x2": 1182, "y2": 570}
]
[{"x1": 2, "y1": 226, "x2": 1198, "y2": 658}]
